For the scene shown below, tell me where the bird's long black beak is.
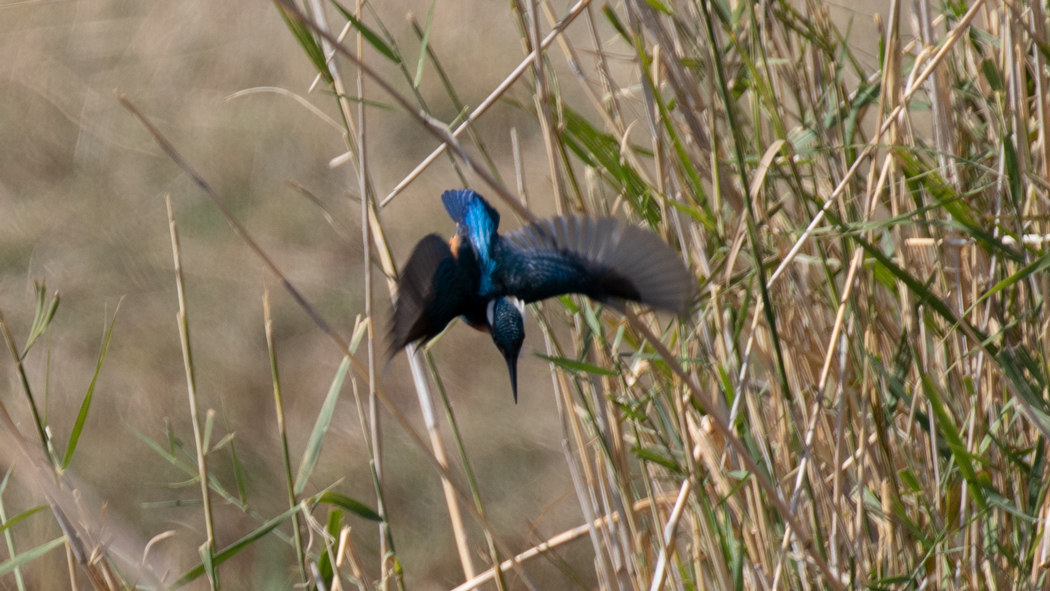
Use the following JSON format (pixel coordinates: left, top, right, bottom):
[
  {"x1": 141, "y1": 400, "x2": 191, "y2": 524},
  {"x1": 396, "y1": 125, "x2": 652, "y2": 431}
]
[
  {"x1": 505, "y1": 353, "x2": 519, "y2": 403},
  {"x1": 488, "y1": 296, "x2": 526, "y2": 404}
]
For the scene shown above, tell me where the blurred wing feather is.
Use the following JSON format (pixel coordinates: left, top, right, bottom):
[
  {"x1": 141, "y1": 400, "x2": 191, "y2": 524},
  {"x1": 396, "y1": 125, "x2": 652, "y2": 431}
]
[
  {"x1": 500, "y1": 217, "x2": 693, "y2": 314},
  {"x1": 389, "y1": 234, "x2": 471, "y2": 355}
]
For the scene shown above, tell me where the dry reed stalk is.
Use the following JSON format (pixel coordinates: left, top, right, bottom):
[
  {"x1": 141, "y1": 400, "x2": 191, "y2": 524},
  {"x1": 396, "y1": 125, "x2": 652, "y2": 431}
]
[{"x1": 166, "y1": 195, "x2": 219, "y2": 590}]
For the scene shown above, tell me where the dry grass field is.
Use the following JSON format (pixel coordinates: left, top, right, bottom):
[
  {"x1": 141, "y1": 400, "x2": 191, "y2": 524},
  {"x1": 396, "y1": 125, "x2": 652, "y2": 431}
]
[{"x1": 2, "y1": 0, "x2": 1050, "y2": 590}]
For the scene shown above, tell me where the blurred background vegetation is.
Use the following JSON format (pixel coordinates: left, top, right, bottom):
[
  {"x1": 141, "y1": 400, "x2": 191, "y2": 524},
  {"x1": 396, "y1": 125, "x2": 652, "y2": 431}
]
[{"x1": 5, "y1": 0, "x2": 1050, "y2": 590}]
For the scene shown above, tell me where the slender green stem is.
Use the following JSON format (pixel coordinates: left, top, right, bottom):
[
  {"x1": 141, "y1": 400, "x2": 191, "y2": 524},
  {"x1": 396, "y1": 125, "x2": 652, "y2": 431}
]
[
  {"x1": 166, "y1": 195, "x2": 220, "y2": 591},
  {"x1": 263, "y1": 293, "x2": 308, "y2": 587}
]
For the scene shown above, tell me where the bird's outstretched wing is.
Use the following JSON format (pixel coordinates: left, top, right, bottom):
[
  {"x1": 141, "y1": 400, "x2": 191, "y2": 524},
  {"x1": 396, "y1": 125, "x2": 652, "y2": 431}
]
[
  {"x1": 389, "y1": 234, "x2": 475, "y2": 356},
  {"x1": 498, "y1": 217, "x2": 693, "y2": 314}
]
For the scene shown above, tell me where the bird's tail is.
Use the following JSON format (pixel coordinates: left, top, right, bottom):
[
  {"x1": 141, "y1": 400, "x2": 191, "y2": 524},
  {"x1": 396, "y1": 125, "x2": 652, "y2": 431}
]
[{"x1": 441, "y1": 189, "x2": 499, "y2": 227}]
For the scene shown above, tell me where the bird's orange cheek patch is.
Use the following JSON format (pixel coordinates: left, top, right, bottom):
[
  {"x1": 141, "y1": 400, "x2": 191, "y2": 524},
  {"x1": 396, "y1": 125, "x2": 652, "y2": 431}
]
[{"x1": 449, "y1": 234, "x2": 461, "y2": 259}]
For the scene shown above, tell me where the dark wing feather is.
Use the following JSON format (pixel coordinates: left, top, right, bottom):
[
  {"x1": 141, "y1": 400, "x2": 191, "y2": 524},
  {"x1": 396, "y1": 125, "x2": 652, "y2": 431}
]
[
  {"x1": 498, "y1": 217, "x2": 693, "y2": 314},
  {"x1": 389, "y1": 234, "x2": 474, "y2": 356}
]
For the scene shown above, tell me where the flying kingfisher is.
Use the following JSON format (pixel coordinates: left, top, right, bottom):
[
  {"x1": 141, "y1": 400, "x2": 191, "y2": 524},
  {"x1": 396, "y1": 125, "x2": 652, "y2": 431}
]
[{"x1": 389, "y1": 189, "x2": 693, "y2": 401}]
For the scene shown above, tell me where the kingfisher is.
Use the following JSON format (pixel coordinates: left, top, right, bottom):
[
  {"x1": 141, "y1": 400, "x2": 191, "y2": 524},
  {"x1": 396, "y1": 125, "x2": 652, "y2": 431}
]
[{"x1": 389, "y1": 189, "x2": 693, "y2": 401}]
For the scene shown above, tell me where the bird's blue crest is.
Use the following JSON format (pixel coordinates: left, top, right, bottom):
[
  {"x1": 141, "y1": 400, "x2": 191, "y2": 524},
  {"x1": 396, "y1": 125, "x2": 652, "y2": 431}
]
[{"x1": 487, "y1": 297, "x2": 524, "y2": 350}]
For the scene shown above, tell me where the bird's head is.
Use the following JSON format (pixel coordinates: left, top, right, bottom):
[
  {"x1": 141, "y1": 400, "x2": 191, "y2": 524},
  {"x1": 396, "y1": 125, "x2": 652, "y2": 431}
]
[{"x1": 487, "y1": 297, "x2": 525, "y2": 402}]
